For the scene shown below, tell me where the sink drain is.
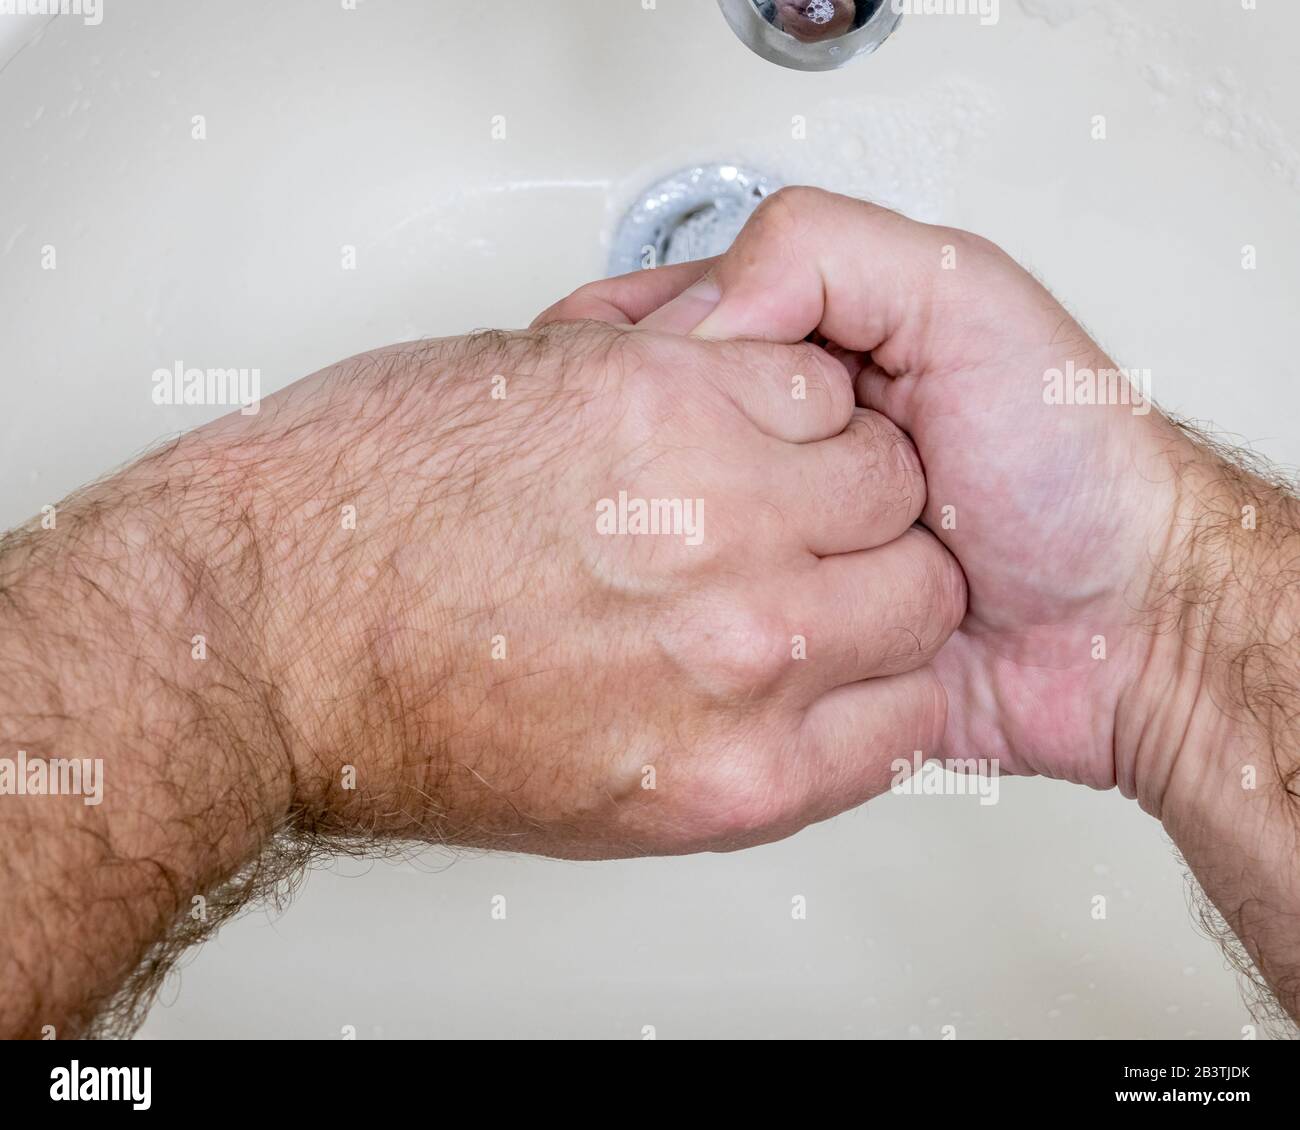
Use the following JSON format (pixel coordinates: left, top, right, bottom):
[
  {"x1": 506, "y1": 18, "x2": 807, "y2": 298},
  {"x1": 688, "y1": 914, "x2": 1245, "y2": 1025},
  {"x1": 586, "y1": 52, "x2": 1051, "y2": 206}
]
[{"x1": 607, "y1": 164, "x2": 781, "y2": 277}]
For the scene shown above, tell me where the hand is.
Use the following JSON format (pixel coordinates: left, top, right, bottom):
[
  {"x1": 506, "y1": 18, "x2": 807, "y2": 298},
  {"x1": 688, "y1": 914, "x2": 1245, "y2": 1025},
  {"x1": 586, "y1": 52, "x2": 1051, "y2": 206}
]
[
  {"x1": 557, "y1": 187, "x2": 1300, "y2": 1020},
  {"x1": 249, "y1": 322, "x2": 966, "y2": 857},
  {"x1": 559, "y1": 188, "x2": 1205, "y2": 800}
]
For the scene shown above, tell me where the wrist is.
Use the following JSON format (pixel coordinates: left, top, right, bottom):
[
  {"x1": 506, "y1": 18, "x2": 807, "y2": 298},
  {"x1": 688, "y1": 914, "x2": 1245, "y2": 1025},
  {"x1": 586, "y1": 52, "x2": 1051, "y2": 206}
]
[
  {"x1": 1120, "y1": 450, "x2": 1300, "y2": 824},
  {"x1": 1115, "y1": 440, "x2": 1300, "y2": 1020},
  {"x1": 131, "y1": 441, "x2": 298, "y2": 825},
  {"x1": 1164, "y1": 494, "x2": 1300, "y2": 834},
  {"x1": 169, "y1": 346, "x2": 469, "y2": 837}
]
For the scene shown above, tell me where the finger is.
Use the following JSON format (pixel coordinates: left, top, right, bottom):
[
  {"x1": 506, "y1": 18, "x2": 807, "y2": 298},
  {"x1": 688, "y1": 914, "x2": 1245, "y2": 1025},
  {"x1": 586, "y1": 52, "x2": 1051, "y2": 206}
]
[
  {"x1": 822, "y1": 342, "x2": 868, "y2": 383},
  {"x1": 636, "y1": 273, "x2": 722, "y2": 334},
  {"x1": 772, "y1": 409, "x2": 925, "y2": 553},
  {"x1": 696, "y1": 336, "x2": 854, "y2": 444},
  {"x1": 785, "y1": 527, "x2": 966, "y2": 692},
  {"x1": 853, "y1": 361, "x2": 900, "y2": 418},
  {"x1": 640, "y1": 186, "x2": 1023, "y2": 381},
  {"x1": 792, "y1": 667, "x2": 949, "y2": 823},
  {"x1": 531, "y1": 259, "x2": 719, "y2": 328}
]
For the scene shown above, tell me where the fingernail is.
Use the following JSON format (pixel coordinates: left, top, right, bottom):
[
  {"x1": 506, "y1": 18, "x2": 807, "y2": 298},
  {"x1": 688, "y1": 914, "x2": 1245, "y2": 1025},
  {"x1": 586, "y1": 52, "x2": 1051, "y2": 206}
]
[{"x1": 639, "y1": 276, "x2": 721, "y2": 334}]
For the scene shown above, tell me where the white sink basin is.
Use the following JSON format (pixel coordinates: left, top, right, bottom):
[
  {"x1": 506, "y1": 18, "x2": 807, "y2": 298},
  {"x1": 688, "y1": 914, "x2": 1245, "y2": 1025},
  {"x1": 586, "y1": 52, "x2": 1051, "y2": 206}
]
[{"x1": 2, "y1": 0, "x2": 1296, "y2": 1039}]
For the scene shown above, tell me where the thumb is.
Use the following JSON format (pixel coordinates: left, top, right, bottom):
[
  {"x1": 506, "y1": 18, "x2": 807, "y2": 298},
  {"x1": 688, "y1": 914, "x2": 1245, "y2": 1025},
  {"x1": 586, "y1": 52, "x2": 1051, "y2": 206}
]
[{"x1": 637, "y1": 187, "x2": 990, "y2": 384}]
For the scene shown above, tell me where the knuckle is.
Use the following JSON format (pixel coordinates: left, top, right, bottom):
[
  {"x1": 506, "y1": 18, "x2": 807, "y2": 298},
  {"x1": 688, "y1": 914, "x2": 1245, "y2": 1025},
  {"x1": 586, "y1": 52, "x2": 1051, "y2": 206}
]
[
  {"x1": 886, "y1": 434, "x2": 926, "y2": 515},
  {"x1": 791, "y1": 346, "x2": 854, "y2": 423},
  {"x1": 750, "y1": 186, "x2": 822, "y2": 239},
  {"x1": 876, "y1": 533, "x2": 967, "y2": 669},
  {"x1": 911, "y1": 538, "x2": 968, "y2": 646},
  {"x1": 691, "y1": 744, "x2": 796, "y2": 845},
  {"x1": 866, "y1": 415, "x2": 925, "y2": 518},
  {"x1": 680, "y1": 600, "x2": 791, "y2": 703},
  {"x1": 841, "y1": 411, "x2": 922, "y2": 499},
  {"x1": 846, "y1": 406, "x2": 903, "y2": 456},
  {"x1": 765, "y1": 184, "x2": 830, "y2": 214}
]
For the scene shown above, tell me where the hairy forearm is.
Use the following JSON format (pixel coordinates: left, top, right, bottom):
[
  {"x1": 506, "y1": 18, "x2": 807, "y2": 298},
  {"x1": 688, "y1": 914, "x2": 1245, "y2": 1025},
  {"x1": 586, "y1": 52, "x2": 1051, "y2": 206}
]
[
  {"x1": 1133, "y1": 441, "x2": 1300, "y2": 1026},
  {"x1": 0, "y1": 448, "x2": 293, "y2": 1037},
  {"x1": 0, "y1": 338, "x2": 517, "y2": 1035}
]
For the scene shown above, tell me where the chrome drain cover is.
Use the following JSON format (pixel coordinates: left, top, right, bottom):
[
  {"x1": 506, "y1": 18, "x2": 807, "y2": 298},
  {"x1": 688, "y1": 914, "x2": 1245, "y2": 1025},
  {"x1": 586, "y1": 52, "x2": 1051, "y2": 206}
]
[{"x1": 608, "y1": 164, "x2": 781, "y2": 277}]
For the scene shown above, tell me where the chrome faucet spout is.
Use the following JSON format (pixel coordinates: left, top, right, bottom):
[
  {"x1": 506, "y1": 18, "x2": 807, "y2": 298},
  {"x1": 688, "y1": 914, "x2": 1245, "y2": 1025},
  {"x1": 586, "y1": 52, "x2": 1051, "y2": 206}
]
[{"x1": 717, "y1": 0, "x2": 902, "y2": 71}]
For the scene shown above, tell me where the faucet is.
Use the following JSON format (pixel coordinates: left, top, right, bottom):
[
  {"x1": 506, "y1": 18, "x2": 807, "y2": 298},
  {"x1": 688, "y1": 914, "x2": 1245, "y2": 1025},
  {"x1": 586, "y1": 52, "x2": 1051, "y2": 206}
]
[{"x1": 717, "y1": 0, "x2": 902, "y2": 71}]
